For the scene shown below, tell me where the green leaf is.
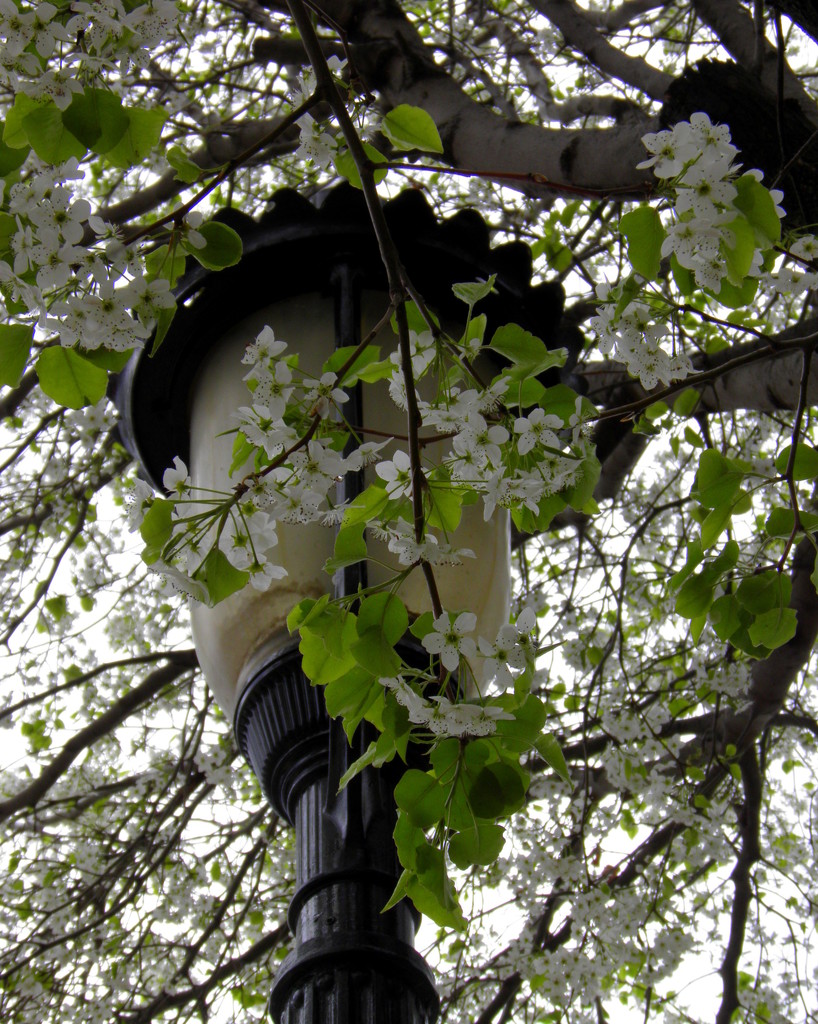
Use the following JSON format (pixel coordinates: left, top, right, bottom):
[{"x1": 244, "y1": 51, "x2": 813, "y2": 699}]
[
  {"x1": 711, "y1": 275, "x2": 758, "y2": 309},
  {"x1": 709, "y1": 593, "x2": 742, "y2": 641},
  {"x1": 449, "y1": 823, "x2": 505, "y2": 869},
  {"x1": 357, "y1": 593, "x2": 408, "y2": 645},
  {"x1": 151, "y1": 304, "x2": 178, "y2": 356},
  {"x1": 139, "y1": 498, "x2": 174, "y2": 563},
  {"x1": 497, "y1": 372, "x2": 546, "y2": 409},
  {"x1": 145, "y1": 243, "x2": 187, "y2": 287},
  {"x1": 105, "y1": 106, "x2": 168, "y2": 169},
  {"x1": 3, "y1": 94, "x2": 40, "y2": 149},
  {"x1": 412, "y1": 843, "x2": 465, "y2": 927},
  {"x1": 619, "y1": 206, "x2": 666, "y2": 280},
  {"x1": 167, "y1": 145, "x2": 203, "y2": 183},
  {"x1": 536, "y1": 732, "x2": 571, "y2": 783},
  {"x1": 393, "y1": 808, "x2": 424, "y2": 871},
  {"x1": 494, "y1": 694, "x2": 547, "y2": 750},
  {"x1": 185, "y1": 221, "x2": 243, "y2": 270},
  {"x1": 324, "y1": 522, "x2": 367, "y2": 574},
  {"x1": 670, "y1": 252, "x2": 695, "y2": 295},
  {"x1": 735, "y1": 570, "x2": 790, "y2": 615},
  {"x1": 381, "y1": 104, "x2": 444, "y2": 154},
  {"x1": 409, "y1": 611, "x2": 435, "y2": 641},
  {"x1": 467, "y1": 763, "x2": 527, "y2": 818},
  {"x1": 700, "y1": 502, "x2": 734, "y2": 550},
  {"x1": 36, "y1": 347, "x2": 108, "y2": 409},
  {"x1": 404, "y1": 870, "x2": 466, "y2": 930},
  {"x1": 563, "y1": 454, "x2": 601, "y2": 512},
  {"x1": 775, "y1": 443, "x2": 818, "y2": 481},
  {"x1": 673, "y1": 388, "x2": 700, "y2": 417},
  {"x1": 0, "y1": 212, "x2": 16, "y2": 261},
  {"x1": 452, "y1": 276, "x2": 496, "y2": 308},
  {"x1": 62, "y1": 88, "x2": 129, "y2": 154},
  {"x1": 675, "y1": 573, "x2": 714, "y2": 619},
  {"x1": 325, "y1": 669, "x2": 382, "y2": 743},
  {"x1": 194, "y1": 548, "x2": 249, "y2": 605},
  {"x1": 287, "y1": 596, "x2": 324, "y2": 633},
  {"x1": 690, "y1": 612, "x2": 707, "y2": 643},
  {"x1": 299, "y1": 612, "x2": 358, "y2": 684},
  {"x1": 343, "y1": 483, "x2": 390, "y2": 527},
  {"x1": 747, "y1": 606, "x2": 797, "y2": 649},
  {"x1": 81, "y1": 347, "x2": 134, "y2": 373},
  {"x1": 427, "y1": 479, "x2": 463, "y2": 532},
  {"x1": 539, "y1": 383, "x2": 595, "y2": 424},
  {"x1": 696, "y1": 449, "x2": 745, "y2": 508},
  {"x1": 733, "y1": 173, "x2": 782, "y2": 244},
  {"x1": 511, "y1": 492, "x2": 567, "y2": 534},
  {"x1": 333, "y1": 143, "x2": 388, "y2": 189},
  {"x1": 323, "y1": 344, "x2": 382, "y2": 386},
  {"x1": 45, "y1": 595, "x2": 68, "y2": 621},
  {"x1": 338, "y1": 737, "x2": 379, "y2": 789},
  {"x1": 350, "y1": 629, "x2": 401, "y2": 676},
  {"x1": 489, "y1": 324, "x2": 567, "y2": 379},
  {"x1": 722, "y1": 216, "x2": 758, "y2": 287},
  {"x1": 22, "y1": 104, "x2": 86, "y2": 164},
  {"x1": 0, "y1": 324, "x2": 33, "y2": 388},
  {"x1": 394, "y1": 769, "x2": 446, "y2": 829},
  {"x1": 765, "y1": 507, "x2": 818, "y2": 537},
  {"x1": 383, "y1": 867, "x2": 413, "y2": 913},
  {"x1": 0, "y1": 122, "x2": 29, "y2": 174}
]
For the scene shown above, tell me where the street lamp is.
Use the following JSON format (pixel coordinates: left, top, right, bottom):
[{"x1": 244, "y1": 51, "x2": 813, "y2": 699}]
[{"x1": 115, "y1": 185, "x2": 569, "y2": 1023}]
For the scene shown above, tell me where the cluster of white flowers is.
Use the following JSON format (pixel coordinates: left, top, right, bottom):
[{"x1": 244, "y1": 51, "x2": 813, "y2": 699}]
[
  {"x1": 590, "y1": 291, "x2": 691, "y2": 390},
  {"x1": 592, "y1": 112, "x2": 787, "y2": 390},
  {"x1": 412, "y1": 605, "x2": 538, "y2": 690},
  {"x1": 0, "y1": 1, "x2": 181, "y2": 88},
  {"x1": 762, "y1": 232, "x2": 818, "y2": 295},
  {"x1": 291, "y1": 57, "x2": 346, "y2": 168},
  {"x1": 390, "y1": 350, "x2": 590, "y2": 521},
  {"x1": 372, "y1": 519, "x2": 476, "y2": 568},
  {"x1": 381, "y1": 675, "x2": 514, "y2": 738},
  {"x1": 131, "y1": 321, "x2": 593, "y2": 601},
  {"x1": 0, "y1": 3, "x2": 184, "y2": 360},
  {"x1": 654, "y1": 125, "x2": 775, "y2": 288},
  {"x1": 192, "y1": 741, "x2": 234, "y2": 789},
  {"x1": 1, "y1": 158, "x2": 176, "y2": 352}
]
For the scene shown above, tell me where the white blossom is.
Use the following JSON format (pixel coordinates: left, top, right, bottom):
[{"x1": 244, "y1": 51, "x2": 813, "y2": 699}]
[{"x1": 421, "y1": 611, "x2": 478, "y2": 672}]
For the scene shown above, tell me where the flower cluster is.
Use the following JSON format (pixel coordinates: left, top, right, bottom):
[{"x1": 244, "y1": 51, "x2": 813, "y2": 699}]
[
  {"x1": 128, "y1": 329, "x2": 377, "y2": 595},
  {"x1": 291, "y1": 57, "x2": 347, "y2": 169},
  {"x1": 0, "y1": 5, "x2": 184, "y2": 368},
  {"x1": 382, "y1": 676, "x2": 514, "y2": 737},
  {"x1": 591, "y1": 112, "x2": 787, "y2": 390},
  {"x1": 0, "y1": 1, "x2": 181, "y2": 88},
  {"x1": 590, "y1": 290, "x2": 690, "y2": 391},
  {"x1": 131, "y1": 317, "x2": 595, "y2": 603},
  {"x1": 375, "y1": 607, "x2": 538, "y2": 737},
  {"x1": 1, "y1": 157, "x2": 177, "y2": 353},
  {"x1": 643, "y1": 113, "x2": 779, "y2": 293}
]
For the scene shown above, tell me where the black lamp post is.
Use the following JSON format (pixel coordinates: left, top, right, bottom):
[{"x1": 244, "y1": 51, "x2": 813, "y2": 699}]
[{"x1": 115, "y1": 186, "x2": 569, "y2": 1023}]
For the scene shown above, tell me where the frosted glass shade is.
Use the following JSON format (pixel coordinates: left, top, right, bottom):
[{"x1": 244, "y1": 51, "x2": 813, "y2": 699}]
[{"x1": 188, "y1": 294, "x2": 511, "y2": 721}]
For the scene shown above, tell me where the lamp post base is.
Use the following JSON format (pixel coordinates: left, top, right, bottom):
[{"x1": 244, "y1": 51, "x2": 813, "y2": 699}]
[{"x1": 234, "y1": 644, "x2": 439, "y2": 1024}]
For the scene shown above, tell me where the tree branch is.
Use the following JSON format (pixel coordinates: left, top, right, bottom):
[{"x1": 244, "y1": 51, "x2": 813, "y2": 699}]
[
  {"x1": 308, "y1": 0, "x2": 655, "y2": 193},
  {"x1": 530, "y1": 0, "x2": 673, "y2": 101},
  {"x1": 0, "y1": 654, "x2": 197, "y2": 822},
  {"x1": 585, "y1": 0, "x2": 667, "y2": 34},
  {"x1": 692, "y1": 0, "x2": 818, "y2": 126},
  {"x1": 715, "y1": 745, "x2": 762, "y2": 1024}
]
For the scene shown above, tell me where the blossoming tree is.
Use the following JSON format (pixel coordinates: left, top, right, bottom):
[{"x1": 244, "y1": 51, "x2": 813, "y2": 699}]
[{"x1": 2, "y1": 2, "x2": 818, "y2": 1023}]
